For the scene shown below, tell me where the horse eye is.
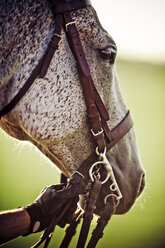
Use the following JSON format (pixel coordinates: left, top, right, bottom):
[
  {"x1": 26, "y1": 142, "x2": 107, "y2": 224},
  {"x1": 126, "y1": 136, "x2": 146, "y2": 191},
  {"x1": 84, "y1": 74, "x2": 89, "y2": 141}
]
[{"x1": 99, "y1": 46, "x2": 117, "y2": 64}]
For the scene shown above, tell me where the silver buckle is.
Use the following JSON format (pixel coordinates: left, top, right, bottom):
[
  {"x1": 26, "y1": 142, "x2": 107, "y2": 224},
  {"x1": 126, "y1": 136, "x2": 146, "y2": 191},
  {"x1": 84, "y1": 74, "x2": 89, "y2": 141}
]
[
  {"x1": 91, "y1": 127, "x2": 103, "y2": 137},
  {"x1": 65, "y1": 21, "x2": 76, "y2": 32}
]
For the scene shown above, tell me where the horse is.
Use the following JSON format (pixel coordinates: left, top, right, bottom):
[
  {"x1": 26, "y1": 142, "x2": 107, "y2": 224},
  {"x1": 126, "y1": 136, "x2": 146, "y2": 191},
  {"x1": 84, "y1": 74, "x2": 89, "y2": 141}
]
[{"x1": 0, "y1": 0, "x2": 145, "y2": 246}]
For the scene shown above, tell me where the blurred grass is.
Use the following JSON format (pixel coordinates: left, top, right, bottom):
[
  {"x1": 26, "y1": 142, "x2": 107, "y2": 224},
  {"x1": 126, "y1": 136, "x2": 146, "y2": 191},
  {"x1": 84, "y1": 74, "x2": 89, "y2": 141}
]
[{"x1": 0, "y1": 59, "x2": 165, "y2": 247}]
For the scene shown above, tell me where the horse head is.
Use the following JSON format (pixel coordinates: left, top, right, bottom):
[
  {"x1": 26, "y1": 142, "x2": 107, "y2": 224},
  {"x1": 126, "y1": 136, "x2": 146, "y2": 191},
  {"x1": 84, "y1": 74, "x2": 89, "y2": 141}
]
[{"x1": 0, "y1": 0, "x2": 145, "y2": 219}]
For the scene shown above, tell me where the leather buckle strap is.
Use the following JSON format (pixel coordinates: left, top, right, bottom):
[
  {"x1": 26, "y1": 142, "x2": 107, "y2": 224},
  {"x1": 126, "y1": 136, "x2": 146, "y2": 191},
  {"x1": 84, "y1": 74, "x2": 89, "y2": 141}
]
[
  {"x1": 91, "y1": 127, "x2": 103, "y2": 137},
  {"x1": 65, "y1": 21, "x2": 76, "y2": 32},
  {"x1": 77, "y1": 111, "x2": 133, "y2": 184},
  {"x1": 63, "y1": 12, "x2": 90, "y2": 77},
  {"x1": 63, "y1": 11, "x2": 108, "y2": 152}
]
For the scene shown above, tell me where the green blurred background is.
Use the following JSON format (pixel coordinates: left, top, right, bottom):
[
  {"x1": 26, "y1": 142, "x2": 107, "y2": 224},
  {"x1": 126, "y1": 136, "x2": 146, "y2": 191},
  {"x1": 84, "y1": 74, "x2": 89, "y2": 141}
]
[{"x1": 0, "y1": 59, "x2": 165, "y2": 248}]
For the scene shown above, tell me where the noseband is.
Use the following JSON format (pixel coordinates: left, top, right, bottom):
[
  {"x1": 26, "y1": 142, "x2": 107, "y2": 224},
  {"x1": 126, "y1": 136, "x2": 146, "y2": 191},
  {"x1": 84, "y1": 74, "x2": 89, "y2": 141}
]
[{"x1": 0, "y1": 0, "x2": 133, "y2": 247}]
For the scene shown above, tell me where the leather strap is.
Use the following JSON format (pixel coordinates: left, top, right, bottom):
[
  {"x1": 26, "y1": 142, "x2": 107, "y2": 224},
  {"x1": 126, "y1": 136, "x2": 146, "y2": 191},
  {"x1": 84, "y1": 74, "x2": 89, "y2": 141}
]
[
  {"x1": 59, "y1": 210, "x2": 82, "y2": 248},
  {"x1": 0, "y1": 15, "x2": 63, "y2": 118},
  {"x1": 107, "y1": 111, "x2": 133, "y2": 150},
  {"x1": 86, "y1": 197, "x2": 114, "y2": 248},
  {"x1": 63, "y1": 11, "x2": 107, "y2": 151},
  {"x1": 0, "y1": 56, "x2": 44, "y2": 118},
  {"x1": 39, "y1": 14, "x2": 63, "y2": 78},
  {"x1": 77, "y1": 111, "x2": 133, "y2": 184},
  {"x1": 76, "y1": 179, "x2": 102, "y2": 248}
]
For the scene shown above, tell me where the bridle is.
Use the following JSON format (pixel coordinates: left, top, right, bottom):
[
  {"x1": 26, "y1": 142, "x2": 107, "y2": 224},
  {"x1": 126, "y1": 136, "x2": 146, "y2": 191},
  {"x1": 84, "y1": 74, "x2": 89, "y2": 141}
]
[{"x1": 0, "y1": 0, "x2": 133, "y2": 247}]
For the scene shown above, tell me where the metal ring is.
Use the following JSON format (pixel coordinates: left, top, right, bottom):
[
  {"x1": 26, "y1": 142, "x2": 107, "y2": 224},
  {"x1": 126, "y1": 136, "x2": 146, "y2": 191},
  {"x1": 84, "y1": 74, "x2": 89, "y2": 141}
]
[
  {"x1": 95, "y1": 146, "x2": 106, "y2": 156},
  {"x1": 89, "y1": 161, "x2": 110, "y2": 184},
  {"x1": 110, "y1": 182, "x2": 117, "y2": 191},
  {"x1": 92, "y1": 170, "x2": 101, "y2": 181},
  {"x1": 104, "y1": 194, "x2": 120, "y2": 207}
]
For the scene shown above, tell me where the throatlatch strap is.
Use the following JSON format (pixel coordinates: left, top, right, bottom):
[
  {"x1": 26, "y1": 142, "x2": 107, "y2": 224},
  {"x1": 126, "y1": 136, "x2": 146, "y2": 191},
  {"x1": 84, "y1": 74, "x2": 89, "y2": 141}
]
[
  {"x1": 39, "y1": 14, "x2": 63, "y2": 78},
  {"x1": 0, "y1": 57, "x2": 44, "y2": 118},
  {"x1": 0, "y1": 15, "x2": 62, "y2": 118}
]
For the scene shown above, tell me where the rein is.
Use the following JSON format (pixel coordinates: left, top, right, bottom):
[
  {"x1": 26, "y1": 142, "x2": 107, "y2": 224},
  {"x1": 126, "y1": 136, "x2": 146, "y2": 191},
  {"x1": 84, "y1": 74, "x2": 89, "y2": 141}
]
[{"x1": 0, "y1": 0, "x2": 133, "y2": 247}]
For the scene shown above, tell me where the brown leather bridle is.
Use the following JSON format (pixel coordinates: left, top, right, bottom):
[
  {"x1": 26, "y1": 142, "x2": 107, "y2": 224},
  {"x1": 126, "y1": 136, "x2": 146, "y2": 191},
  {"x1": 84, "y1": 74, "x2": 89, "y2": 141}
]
[{"x1": 0, "y1": 1, "x2": 133, "y2": 247}]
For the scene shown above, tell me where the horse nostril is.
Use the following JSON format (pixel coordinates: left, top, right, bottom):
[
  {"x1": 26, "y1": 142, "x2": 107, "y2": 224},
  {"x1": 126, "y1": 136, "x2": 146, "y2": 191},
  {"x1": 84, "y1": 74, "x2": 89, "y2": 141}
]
[{"x1": 137, "y1": 173, "x2": 145, "y2": 197}]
